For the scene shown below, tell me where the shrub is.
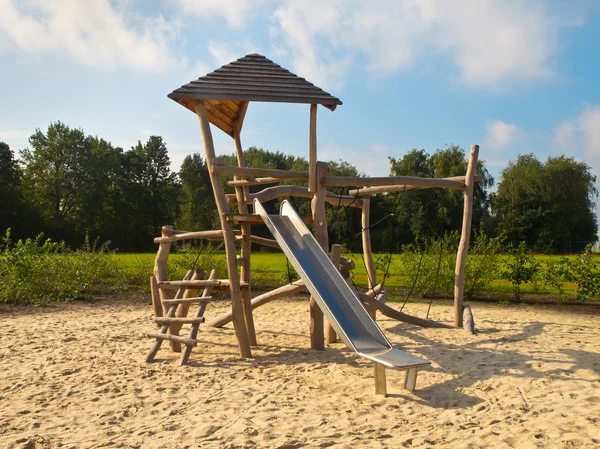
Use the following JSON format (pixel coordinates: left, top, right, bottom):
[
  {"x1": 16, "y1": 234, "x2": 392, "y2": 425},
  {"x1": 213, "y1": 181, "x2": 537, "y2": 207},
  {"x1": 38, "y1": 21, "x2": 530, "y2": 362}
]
[
  {"x1": 464, "y1": 229, "x2": 502, "y2": 300},
  {"x1": 0, "y1": 229, "x2": 119, "y2": 305},
  {"x1": 567, "y1": 245, "x2": 600, "y2": 302},
  {"x1": 501, "y1": 242, "x2": 540, "y2": 300},
  {"x1": 170, "y1": 241, "x2": 228, "y2": 280}
]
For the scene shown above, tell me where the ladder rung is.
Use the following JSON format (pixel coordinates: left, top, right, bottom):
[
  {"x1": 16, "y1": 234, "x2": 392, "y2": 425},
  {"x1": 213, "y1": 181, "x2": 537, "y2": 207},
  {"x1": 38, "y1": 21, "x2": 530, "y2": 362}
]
[
  {"x1": 161, "y1": 296, "x2": 213, "y2": 305},
  {"x1": 157, "y1": 281, "x2": 249, "y2": 290},
  {"x1": 157, "y1": 280, "x2": 224, "y2": 289},
  {"x1": 146, "y1": 333, "x2": 198, "y2": 346},
  {"x1": 155, "y1": 317, "x2": 205, "y2": 325}
]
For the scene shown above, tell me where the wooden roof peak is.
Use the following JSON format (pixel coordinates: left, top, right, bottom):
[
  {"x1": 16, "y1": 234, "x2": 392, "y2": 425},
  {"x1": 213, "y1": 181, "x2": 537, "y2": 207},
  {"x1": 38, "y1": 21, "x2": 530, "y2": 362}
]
[{"x1": 168, "y1": 53, "x2": 343, "y2": 136}]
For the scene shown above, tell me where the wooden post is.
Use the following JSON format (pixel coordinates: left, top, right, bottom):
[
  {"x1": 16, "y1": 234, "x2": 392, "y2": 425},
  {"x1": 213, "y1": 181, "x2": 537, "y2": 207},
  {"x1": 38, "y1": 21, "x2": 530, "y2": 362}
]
[
  {"x1": 361, "y1": 198, "x2": 377, "y2": 310},
  {"x1": 326, "y1": 244, "x2": 342, "y2": 344},
  {"x1": 361, "y1": 197, "x2": 386, "y2": 396},
  {"x1": 150, "y1": 276, "x2": 162, "y2": 327},
  {"x1": 194, "y1": 100, "x2": 252, "y2": 359},
  {"x1": 154, "y1": 225, "x2": 173, "y2": 318},
  {"x1": 308, "y1": 104, "x2": 317, "y2": 192},
  {"x1": 310, "y1": 161, "x2": 328, "y2": 350},
  {"x1": 232, "y1": 101, "x2": 257, "y2": 346},
  {"x1": 454, "y1": 144, "x2": 479, "y2": 328}
]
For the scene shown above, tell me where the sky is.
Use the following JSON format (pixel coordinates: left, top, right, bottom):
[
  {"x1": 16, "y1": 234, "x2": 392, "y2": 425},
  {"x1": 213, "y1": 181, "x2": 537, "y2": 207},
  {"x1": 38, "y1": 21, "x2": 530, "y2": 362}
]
[{"x1": 1, "y1": 0, "x2": 600, "y2": 189}]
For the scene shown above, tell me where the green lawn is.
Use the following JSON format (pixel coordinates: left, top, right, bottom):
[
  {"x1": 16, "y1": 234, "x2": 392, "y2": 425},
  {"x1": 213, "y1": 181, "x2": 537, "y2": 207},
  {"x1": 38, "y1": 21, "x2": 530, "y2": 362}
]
[{"x1": 115, "y1": 251, "x2": 582, "y2": 299}]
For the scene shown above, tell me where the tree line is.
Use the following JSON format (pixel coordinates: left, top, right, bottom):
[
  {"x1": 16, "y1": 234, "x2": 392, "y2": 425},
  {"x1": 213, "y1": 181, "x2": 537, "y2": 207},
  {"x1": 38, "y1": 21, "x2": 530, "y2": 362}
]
[{"x1": 1, "y1": 122, "x2": 597, "y2": 253}]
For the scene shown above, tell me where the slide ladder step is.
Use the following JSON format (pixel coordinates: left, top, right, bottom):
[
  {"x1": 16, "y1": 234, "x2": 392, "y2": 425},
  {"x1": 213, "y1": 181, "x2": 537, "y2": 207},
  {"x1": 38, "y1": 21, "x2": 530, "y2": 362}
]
[
  {"x1": 154, "y1": 317, "x2": 206, "y2": 325},
  {"x1": 146, "y1": 333, "x2": 198, "y2": 347},
  {"x1": 161, "y1": 297, "x2": 213, "y2": 306}
]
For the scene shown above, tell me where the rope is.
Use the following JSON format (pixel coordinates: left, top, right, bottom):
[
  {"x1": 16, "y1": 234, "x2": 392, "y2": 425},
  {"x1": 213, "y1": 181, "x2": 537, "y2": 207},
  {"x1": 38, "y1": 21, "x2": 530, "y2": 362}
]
[{"x1": 426, "y1": 240, "x2": 445, "y2": 320}]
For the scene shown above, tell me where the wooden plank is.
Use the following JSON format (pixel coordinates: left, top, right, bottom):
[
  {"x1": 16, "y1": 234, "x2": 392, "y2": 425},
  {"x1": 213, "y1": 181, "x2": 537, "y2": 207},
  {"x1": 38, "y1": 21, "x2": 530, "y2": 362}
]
[
  {"x1": 310, "y1": 162, "x2": 328, "y2": 350},
  {"x1": 325, "y1": 175, "x2": 466, "y2": 190},
  {"x1": 213, "y1": 164, "x2": 309, "y2": 180},
  {"x1": 326, "y1": 244, "x2": 342, "y2": 344},
  {"x1": 208, "y1": 100, "x2": 238, "y2": 120},
  {"x1": 204, "y1": 102, "x2": 234, "y2": 130},
  {"x1": 454, "y1": 145, "x2": 479, "y2": 328},
  {"x1": 195, "y1": 100, "x2": 252, "y2": 358}
]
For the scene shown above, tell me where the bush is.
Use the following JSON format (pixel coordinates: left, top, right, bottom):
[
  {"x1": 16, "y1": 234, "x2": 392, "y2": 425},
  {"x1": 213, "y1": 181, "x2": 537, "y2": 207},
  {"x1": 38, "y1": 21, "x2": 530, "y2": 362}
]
[
  {"x1": 501, "y1": 242, "x2": 540, "y2": 300},
  {"x1": 0, "y1": 229, "x2": 120, "y2": 305},
  {"x1": 398, "y1": 229, "x2": 500, "y2": 300},
  {"x1": 170, "y1": 241, "x2": 228, "y2": 281},
  {"x1": 464, "y1": 228, "x2": 502, "y2": 300},
  {"x1": 398, "y1": 232, "x2": 458, "y2": 298},
  {"x1": 567, "y1": 245, "x2": 600, "y2": 302}
]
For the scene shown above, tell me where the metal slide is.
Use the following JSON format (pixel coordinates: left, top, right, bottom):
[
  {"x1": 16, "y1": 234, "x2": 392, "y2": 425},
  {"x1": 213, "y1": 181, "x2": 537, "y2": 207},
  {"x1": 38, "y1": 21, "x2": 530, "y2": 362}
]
[{"x1": 254, "y1": 199, "x2": 431, "y2": 372}]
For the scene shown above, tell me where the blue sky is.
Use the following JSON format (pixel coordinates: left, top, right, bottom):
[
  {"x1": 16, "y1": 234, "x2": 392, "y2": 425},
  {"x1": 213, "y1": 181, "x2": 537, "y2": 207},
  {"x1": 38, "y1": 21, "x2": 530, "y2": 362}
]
[{"x1": 1, "y1": 0, "x2": 600, "y2": 188}]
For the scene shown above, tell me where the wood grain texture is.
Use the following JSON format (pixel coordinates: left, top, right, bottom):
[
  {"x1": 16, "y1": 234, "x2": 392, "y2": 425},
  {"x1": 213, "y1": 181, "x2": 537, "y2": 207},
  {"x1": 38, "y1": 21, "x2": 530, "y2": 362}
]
[
  {"x1": 454, "y1": 145, "x2": 479, "y2": 328},
  {"x1": 195, "y1": 99, "x2": 252, "y2": 358}
]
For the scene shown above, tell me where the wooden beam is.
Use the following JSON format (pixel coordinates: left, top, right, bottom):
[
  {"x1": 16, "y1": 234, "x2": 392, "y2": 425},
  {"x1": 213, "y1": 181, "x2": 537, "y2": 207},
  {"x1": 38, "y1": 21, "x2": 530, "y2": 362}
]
[
  {"x1": 348, "y1": 174, "x2": 483, "y2": 197},
  {"x1": 454, "y1": 144, "x2": 479, "y2": 328},
  {"x1": 194, "y1": 99, "x2": 252, "y2": 359},
  {"x1": 324, "y1": 175, "x2": 466, "y2": 190},
  {"x1": 233, "y1": 123, "x2": 257, "y2": 347},
  {"x1": 309, "y1": 104, "x2": 317, "y2": 192},
  {"x1": 153, "y1": 230, "x2": 225, "y2": 244},
  {"x1": 225, "y1": 185, "x2": 363, "y2": 208},
  {"x1": 208, "y1": 280, "x2": 306, "y2": 328},
  {"x1": 228, "y1": 177, "x2": 282, "y2": 187},
  {"x1": 213, "y1": 163, "x2": 309, "y2": 180},
  {"x1": 326, "y1": 244, "x2": 342, "y2": 344},
  {"x1": 310, "y1": 161, "x2": 328, "y2": 350}
]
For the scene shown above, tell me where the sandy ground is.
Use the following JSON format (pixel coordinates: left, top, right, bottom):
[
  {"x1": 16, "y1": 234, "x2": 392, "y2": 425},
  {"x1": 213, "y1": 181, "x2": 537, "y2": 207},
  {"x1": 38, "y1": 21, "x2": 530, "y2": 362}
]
[{"x1": 1, "y1": 295, "x2": 599, "y2": 449}]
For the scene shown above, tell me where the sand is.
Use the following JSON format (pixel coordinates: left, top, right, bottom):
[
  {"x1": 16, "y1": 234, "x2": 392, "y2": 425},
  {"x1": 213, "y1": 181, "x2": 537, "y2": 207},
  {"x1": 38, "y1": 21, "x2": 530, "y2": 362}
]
[{"x1": 1, "y1": 295, "x2": 599, "y2": 449}]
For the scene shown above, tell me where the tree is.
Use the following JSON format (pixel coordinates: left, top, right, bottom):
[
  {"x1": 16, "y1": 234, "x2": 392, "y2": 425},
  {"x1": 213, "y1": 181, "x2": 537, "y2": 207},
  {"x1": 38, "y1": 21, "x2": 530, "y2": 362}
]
[
  {"x1": 0, "y1": 142, "x2": 27, "y2": 236},
  {"x1": 386, "y1": 145, "x2": 493, "y2": 249},
  {"x1": 112, "y1": 136, "x2": 179, "y2": 251},
  {"x1": 177, "y1": 153, "x2": 216, "y2": 231},
  {"x1": 493, "y1": 154, "x2": 598, "y2": 252}
]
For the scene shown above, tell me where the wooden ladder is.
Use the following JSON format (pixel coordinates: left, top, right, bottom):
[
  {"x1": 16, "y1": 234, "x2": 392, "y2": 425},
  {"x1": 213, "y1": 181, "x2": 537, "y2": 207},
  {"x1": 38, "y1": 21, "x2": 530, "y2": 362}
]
[{"x1": 146, "y1": 269, "x2": 217, "y2": 365}]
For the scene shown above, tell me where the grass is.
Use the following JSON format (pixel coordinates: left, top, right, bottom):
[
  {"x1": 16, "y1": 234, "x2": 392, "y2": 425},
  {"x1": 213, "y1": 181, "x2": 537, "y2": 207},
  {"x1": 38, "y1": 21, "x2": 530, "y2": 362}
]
[{"x1": 114, "y1": 252, "x2": 582, "y2": 299}]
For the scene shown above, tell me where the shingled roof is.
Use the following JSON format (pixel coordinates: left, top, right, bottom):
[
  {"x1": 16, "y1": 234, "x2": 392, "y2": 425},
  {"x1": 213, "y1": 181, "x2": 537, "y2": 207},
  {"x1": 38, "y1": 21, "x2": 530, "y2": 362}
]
[{"x1": 168, "y1": 53, "x2": 342, "y2": 136}]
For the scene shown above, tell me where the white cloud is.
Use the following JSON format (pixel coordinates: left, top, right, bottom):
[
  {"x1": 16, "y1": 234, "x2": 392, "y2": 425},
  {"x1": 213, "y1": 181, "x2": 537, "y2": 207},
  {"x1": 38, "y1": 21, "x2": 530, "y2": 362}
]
[
  {"x1": 320, "y1": 141, "x2": 392, "y2": 177},
  {"x1": 173, "y1": 0, "x2": 270, "y2": 28},
  {"x1": 555, "y1": 105, "x2": 600, "y2": 158},
  {"x1": 267, "y1": 0, "x2": 584, "y2": 89},
  {"x1": 483, "y1": 120, "x2": 524, "y2": 150},
  {"x1": 0, "y1": 0, "x2": 185, "y2": 71}
]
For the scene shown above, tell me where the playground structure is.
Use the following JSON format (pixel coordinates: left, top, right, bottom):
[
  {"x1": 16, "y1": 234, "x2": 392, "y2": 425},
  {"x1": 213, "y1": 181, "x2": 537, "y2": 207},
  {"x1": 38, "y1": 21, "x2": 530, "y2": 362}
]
[{"x1": 146, "y1": 54, "x2": 480, "y2": 396}]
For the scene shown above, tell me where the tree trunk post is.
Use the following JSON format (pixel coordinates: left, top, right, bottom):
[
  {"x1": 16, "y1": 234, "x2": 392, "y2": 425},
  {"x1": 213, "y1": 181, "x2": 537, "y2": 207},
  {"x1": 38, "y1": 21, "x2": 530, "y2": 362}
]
[
  {"x1": 454, "y1": 144, "x2": 479, "y2": 328},
  {"x1": 194, "y1": 100, "x2": 252, "y2": 359},
  {"x1": 310, "y1": 161, "x2": 328, "y2": 350}
]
